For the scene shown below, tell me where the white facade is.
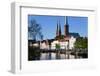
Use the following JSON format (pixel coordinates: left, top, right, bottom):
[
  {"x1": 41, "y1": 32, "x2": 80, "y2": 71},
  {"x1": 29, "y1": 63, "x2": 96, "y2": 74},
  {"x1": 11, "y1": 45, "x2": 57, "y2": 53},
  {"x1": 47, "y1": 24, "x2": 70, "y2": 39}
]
[
  {"x1": 51, "y1": 36, "x2": 76, "y2": 50},
  {"x1": 33, "y1": 43, "x2": 39, "y2": 47},
  {"x1": 51, "y1": 40, "x2": 68, "y2": 49},
  {"x1": 69, "y1": 36, "x2": 76, "y2": 49},
  {"x1": 31, "y1": 36, "x2": 76, "y2": 50},
  {"x1": 59, "y1": 41, "x2": 68, "y2": 49},
  {"x1": 51, "y1": 40, "x2": 59, "y2": 49},
  {"x1": 40, "y1": 42, "x2": 50, "y2": 49}
]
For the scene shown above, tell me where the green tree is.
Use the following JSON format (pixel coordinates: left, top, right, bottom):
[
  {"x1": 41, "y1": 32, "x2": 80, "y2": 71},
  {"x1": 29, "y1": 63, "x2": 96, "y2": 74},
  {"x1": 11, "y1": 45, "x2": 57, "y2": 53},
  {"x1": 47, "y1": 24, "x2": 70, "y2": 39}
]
[
  {"x1": 74, "y1": 37, "x2": 88, "y2": 49},
  {"x1": 55, "y1": 44, "x2": 61, "y2": 49}
]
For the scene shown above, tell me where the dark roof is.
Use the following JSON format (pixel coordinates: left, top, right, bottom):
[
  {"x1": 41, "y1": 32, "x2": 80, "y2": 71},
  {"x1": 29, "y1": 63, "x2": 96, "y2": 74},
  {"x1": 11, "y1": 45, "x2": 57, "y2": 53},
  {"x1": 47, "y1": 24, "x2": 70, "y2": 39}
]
[
  {"x1": 41, "y1": 39, "x2": 55, "y2": 43},
  {"x1": 69, "y1": 33, "x2": 80, "y2": 38},
  {"x1": 28, "y1": 40, "x2": 36, "y2": 43}
]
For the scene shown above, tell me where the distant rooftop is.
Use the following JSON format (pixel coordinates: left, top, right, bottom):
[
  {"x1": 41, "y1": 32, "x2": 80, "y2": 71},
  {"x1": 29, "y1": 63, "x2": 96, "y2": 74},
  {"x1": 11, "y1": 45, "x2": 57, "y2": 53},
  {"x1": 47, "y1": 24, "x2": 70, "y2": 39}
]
[{"x1": 69, "y1": 33, "x2": 80, "y2": 38}]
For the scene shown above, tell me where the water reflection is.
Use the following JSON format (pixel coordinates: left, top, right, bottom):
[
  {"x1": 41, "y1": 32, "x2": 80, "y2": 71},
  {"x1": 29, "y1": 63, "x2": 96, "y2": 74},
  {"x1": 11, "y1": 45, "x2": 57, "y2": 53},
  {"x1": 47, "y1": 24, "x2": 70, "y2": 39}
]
[
  {"x1": 28, "y1": 46, "x2": 88, "y2": 61},
  {"x1": 40, "y1": 52, "x2": 75, "y2": 60}
]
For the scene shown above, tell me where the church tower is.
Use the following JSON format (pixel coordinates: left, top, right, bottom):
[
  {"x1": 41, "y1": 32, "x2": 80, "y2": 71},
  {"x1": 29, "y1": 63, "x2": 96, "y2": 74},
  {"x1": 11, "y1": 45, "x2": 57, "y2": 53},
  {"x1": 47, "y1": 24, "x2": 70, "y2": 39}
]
[
  {"x1": 64, "y1": 16, "x2": 69, "y2": 36},
  {"x1": 56, "y1": 21, "x2": 59, "y2": 36},
  {"x1": 56, "y1": 21, "x2": 62, "y2": 37},
  {"x1": 58, "y1": 21, "x2": 62, "y2": 36}
]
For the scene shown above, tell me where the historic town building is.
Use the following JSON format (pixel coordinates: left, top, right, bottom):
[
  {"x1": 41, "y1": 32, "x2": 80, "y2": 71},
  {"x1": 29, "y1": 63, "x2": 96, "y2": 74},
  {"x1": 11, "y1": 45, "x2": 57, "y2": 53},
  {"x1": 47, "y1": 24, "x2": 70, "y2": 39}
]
[{"x1": 29, "y1": 16, "x2": 80, "y2": 50}]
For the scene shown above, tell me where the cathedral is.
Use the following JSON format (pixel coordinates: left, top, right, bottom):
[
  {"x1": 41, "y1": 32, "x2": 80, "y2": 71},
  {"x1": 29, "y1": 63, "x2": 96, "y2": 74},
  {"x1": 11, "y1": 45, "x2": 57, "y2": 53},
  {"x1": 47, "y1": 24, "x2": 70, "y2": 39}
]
[
  {"x1": 55, "y1": 17, "x2": 69, "y2": 41},
  {"x1": 30, "y1": 16, "x2": 80, "y2": 50}
]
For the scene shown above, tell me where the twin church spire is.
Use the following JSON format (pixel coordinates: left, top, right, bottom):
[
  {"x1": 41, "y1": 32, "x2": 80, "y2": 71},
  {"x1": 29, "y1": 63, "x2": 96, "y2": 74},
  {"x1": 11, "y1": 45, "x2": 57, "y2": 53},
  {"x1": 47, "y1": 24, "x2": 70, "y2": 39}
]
[
  {"x1": 56, "y1": 21, "x2": 62, "y2": 36},
  {"x1": 56, "y1": 16, "x2": 69, "y2": 37}
]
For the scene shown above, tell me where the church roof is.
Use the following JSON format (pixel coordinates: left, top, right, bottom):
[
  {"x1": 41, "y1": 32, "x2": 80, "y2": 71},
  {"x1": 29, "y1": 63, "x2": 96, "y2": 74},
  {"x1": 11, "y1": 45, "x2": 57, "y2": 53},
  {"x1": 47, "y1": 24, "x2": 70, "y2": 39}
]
[{"x1": 69, "y1": 33, "x2": 80, "y2": 38}]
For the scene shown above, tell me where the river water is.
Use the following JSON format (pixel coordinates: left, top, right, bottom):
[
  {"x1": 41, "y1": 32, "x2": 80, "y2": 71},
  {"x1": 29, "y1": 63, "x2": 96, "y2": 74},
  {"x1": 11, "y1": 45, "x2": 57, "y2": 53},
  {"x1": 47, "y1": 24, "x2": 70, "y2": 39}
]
[{"x1": 40, "y1": 53, "x2": 75, "y2": 60}]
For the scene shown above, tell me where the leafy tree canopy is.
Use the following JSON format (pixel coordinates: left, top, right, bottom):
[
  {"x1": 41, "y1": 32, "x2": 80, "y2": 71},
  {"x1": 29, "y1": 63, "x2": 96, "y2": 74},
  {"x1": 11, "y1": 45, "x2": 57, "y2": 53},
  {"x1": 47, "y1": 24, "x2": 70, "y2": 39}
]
[
  {"x1": 74, "y1": 37, "x2": 88, "y2": 49},
  {"x1": 55, "y1": 44, "x2": 61, "y2": 49}
]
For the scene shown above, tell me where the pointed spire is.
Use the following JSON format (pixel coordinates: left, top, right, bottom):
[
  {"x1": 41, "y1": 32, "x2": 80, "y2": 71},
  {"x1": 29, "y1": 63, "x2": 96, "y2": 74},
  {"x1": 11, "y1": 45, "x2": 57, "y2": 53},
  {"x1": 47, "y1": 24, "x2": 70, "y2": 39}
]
[
  {"x1": 58, "y1": 20, "x2": 62, "y2": 36},
  {"x1": 65, "y1": 16, "x2": 68, "y2": 25},
  {"x1": 56, "y1": 21, "x2": 59, "y2": 36},
  {"x1": 64, "y1": 16, "x2": 69, "y2": 36}
]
